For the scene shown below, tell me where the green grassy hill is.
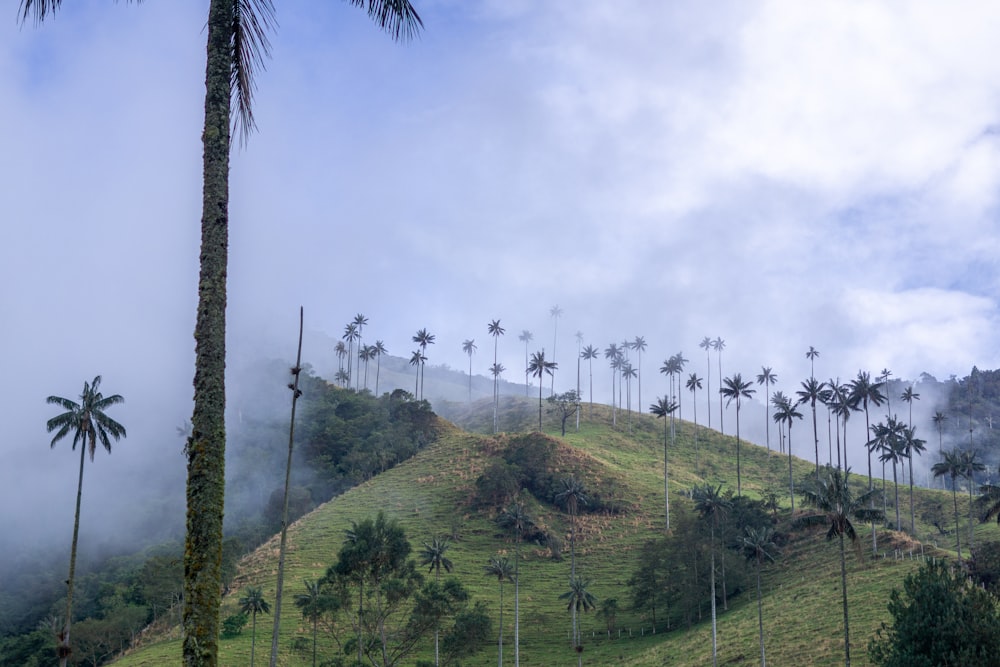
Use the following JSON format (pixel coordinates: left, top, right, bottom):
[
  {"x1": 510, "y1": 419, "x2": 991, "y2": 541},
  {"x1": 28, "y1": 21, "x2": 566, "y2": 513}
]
[{"x1": 114, "y1": 398, "x2": 993, "y2": 666}]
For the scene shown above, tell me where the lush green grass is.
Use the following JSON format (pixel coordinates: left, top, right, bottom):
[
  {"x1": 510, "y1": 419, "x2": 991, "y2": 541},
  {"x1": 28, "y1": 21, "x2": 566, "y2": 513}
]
[{"x1": 115, "y1": 402, "x2": 997, "y2": 666}]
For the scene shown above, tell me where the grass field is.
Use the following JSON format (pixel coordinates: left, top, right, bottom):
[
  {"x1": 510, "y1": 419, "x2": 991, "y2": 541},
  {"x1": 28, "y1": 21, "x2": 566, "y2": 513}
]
[{"x1": 114, "y1": 398, "x2": 993, "y2": 666}]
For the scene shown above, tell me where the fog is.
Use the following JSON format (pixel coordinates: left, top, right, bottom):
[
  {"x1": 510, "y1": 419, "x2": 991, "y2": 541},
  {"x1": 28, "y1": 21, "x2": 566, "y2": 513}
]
[{"x1": 4, "y1": 0, "x2": 1000, "y2": 611}]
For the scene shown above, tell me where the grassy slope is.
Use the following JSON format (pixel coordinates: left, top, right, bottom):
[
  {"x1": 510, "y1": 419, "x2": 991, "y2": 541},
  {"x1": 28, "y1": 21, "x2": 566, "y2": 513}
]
[{"x1": 115, "y1": 398, "x2": 994, "y2": 666}]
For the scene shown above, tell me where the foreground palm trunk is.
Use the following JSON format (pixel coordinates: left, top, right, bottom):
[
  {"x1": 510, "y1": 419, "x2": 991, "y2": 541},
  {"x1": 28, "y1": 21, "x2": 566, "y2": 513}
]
[
  {"x1": 58, "y1": 441, "x2": 88, "y2": 667},
  {"x1": 184, "y1": 1, "x2": 232, "y2": 664}
]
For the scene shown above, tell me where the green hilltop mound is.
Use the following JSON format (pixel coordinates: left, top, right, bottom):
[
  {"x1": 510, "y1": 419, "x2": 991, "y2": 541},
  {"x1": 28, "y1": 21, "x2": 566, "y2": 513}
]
[{"x1": 115, "y1": 398, "x2": 987, "y2": 667}]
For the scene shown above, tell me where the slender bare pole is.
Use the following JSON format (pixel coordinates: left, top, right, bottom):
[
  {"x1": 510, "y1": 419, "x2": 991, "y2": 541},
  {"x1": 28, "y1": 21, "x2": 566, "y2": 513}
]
[{"x1": 270, "y1": 307, "x2": 305, "y2": 666}]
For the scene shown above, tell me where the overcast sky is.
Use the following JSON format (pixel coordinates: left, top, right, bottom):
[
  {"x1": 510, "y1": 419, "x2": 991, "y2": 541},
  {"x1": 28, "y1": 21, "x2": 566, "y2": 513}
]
[{"x1": 3, "y1": 1, "x2": 1000, "y2": 558}]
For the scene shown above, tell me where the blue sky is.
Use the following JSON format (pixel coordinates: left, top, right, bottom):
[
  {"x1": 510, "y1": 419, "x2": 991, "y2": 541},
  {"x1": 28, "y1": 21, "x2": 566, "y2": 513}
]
[{"x1": 3, "y1": 0, "x2": 1000, "y2": 554}]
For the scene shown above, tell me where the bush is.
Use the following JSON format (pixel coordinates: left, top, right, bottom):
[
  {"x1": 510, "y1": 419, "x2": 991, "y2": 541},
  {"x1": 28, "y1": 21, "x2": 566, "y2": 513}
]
[{"x1": 220, "y1": 612, "x2": 248, "y2": 638}]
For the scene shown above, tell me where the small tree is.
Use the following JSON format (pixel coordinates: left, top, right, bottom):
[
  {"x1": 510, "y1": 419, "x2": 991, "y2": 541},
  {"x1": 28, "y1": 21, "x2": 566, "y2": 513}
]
[
  {"x1": 547, "y1": 390, "x2": 581, "y2": 436},
  {"x1": 238, "y1": 586, "x2": 271, "y2": 667}
]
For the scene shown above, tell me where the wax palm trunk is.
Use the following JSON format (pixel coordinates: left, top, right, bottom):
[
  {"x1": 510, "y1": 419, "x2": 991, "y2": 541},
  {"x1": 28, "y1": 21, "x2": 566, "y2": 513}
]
[
  {"x1": 185, "y1": 2, "x2": 233, "y2": 663},
  {"x1": 58, "y1": 440, "x2": 88, "y2": 666}
]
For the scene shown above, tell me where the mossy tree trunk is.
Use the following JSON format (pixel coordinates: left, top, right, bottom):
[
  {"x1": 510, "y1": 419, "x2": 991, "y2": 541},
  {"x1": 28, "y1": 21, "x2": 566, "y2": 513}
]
[{"x1": 184, "y1": 1, "x2": 232, "y2": 664}]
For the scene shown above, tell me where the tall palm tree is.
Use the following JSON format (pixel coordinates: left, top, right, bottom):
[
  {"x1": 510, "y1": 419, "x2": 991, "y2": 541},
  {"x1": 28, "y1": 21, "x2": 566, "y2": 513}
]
[
  {"x1": 828, "y1": 381, "x2": 857, "y2": 471},
  {"x1": 23, "y1": 0, "x2": 421, "y2": 654},
  {"x1": 798, "y1": 469, "x2": 883, "y2": 667},
  {"x1": 412, "y1": 328, "x2": 435, "y2": 400},
  {"x1": 742, "y1": 526, "x2": 777, "y2": 667},
  {"x1": 756, "y1": 367, "x2": 777, "y2": 452},
  {"x1": 373, "y1": 340, "x2": 387, "y2": 396},
  {"x1": 901, "y1": 425, "x2": 926, "y2": 533},
  {"x1": 488, "y1": 320, "x2": 505, "y2": 431},
  {"x1": 343, "y1": 322, "x2": 359, "y2": 388},
  {"x1": 687, "y1": 373, "x2": 703, "y2": 465},
  {"x1": 353, "y1": 313, "x2": 369, "y2": 391},
  {"x1": 700, "y1": 336, "x2": 713, "y2": 429},
  {"x1": 633, "y1": 336, "x2": 647, "y2": 415},
  {"x1": 871, "y1": 417, "x2": 907, "y2": 529},
  {"x1": 518, "y1": 330, "x2": 533, "y2": 396},
  {"x1": 692, "y1": 483, "x2": 731, "y2": 667},
  {"x1": 560, "y1": 576, "x2": 596, "y2": 663},
  {"x1": 660, "y1": 356, "x2": 681, "y2": 411},
  {"x1": 932, "y1": 449, "x2": 966, "y2": 560},
  {"x1": 581, "y1": 345, "x2": 598, "y2": 418},
  {"x1": 720, "y1": 373, "x2": 756, "y2": 496},
  {"x1": 420, "y1": 537, "x2": 454, "y2": 667},
  {"x1": 498, "y1": 501, "x2": 532, "y2": 667},
  {"x1": 932, "y1": 410, "x2": 948, "y2": 455},
  {"x1": 294, "y1": 580, "x2": 326, "y2": 667},
  {"x1": 797, "y1": 377, "x2": 829, "y2": 476},
  {"x1": 409, "y1": 350, "x2": 425, "y2": 397},
  {"x1": 45, "y1": 376, "x2": 126, "y2": 667},
  {"x1": 334, "y1": 340, "x2": 347, "y2": 382},
  {"x1": 527, "y1": 350, "x2": 557, "y2": 431},
  {"x1": 239, "y1": 586, "x2": 271, "y2": 667},
  {"x1": 549, "y1": 305, "x2": 563, "y2": 396},
  {"x1": 673, "y1": 352, "x2": 688, "y2": 421},
  {"x1": 359, "y1": 344, "x2": 375, "y2": 391},
  {"x1": 483, "y1": 557, "x2": 513, "y2": 667},
  {"x1": 650, "y1": 396, "x2": 679, "y2": 530},
  {"x1": 806, "y1": 345, "x2": 820, "y2": 379},
  {"x1": 711, "y1": 337, "x2": 726, "y2": 434},
  {"x1": 604, "y1": 343, "x2": 621, "y2": 425},
  {"x1": 622, "y1": 362, "x2": 637, "y2": 429},
  {"x1": 848, "y1": 371, "x2": 886, "y2": 492},
  {"x1": 772, "y1": 395, "x2": 803, "y2": 511},
  {"x1": 490, "y1": 363, "x2": 506, "y2": 431},
  {"x1": 961, "y1": 449, "x2": 986, "y2": 551},
  {"x1": 462, "y1": 339, "x2": 477, "y2": 403}
]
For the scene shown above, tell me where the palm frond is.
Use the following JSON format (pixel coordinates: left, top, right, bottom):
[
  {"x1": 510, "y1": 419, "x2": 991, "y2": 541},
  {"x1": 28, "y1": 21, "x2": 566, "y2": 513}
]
[{"x1": 232, "y1": 0, "x2": 276, "y2": 145}]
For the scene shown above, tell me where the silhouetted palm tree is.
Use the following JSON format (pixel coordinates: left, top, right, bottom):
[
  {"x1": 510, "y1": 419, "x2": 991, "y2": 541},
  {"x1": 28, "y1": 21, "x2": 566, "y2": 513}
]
[
  {"x1": 353, "y1": 313, "x2": 369, "y2": 391},
  {"x1": 721, "y1": 373, "x2": 756, "y2": 496},
  {"x1": 334, "y1": 340, "x2": 347, "y2": 382},
  {"x1": 633, "y1": 335, "x2": 647, "y2": 414},
  {"x1": 622, "y1": 362, "x2": 637, "y2": 429},
  {"x1": 650, "y1": 396, "x2": 679, "y2": 530},
  {"x1": 581, "y1": 345, "x2": 598, "y2": 418},
  {"x1": 961, "y1": 450, "x2": 986, "y2": 551},
  {"x1": 518, "y1": 330, "x2": 533, "y2": 395},
  {"x1": 484, "y1": 557, "x2": 514, "y2": 667},
  {"x1": 798, "y1": 469, "x2": 883, "y2": 667},
  {"x1": 604, "y1": 343, "x2": 621, "y2": 425},
  {"x1": 527, "y1": 351, "x2": 557, "y2": 431},
  {"x1": 932, "y1": 411, "x2": 948, "y2": 455},
  {"x1": 343, "y1": 322, "x2": 359, "y2": 389},
  {"x1": 683, "y1": 373, "x2": 702, "y2": 466},
  {"x1": 901, "y1": 425, "x2": 926, "y2": 533},
  {"x1": 742, "y1": 526, "x2": 777, "y2": 667},
  {"x1": 797, "y1": 377, "x2": 830, "y2": 476},
  {"x1": 756, "y1": 367, "x2": 777, "y2": 452},
  {"x1": 463, "y1": 339, "x2": 477, "y2": 403},
  {"x1": 373, "y1": 340, "x2": 387, "y2": 396},
  {"x1": 489, "y1": 320, "x2": 505, "y2": 431},
  {"x1": 556, "y1": 475, "x2": 589, "y2": 583},
  {"x1": 700, "y1": 336, "x2": 713, "y2": 429},
  {"x1": 409, "y1": 350, "x2": 425, "y2": 397},
  {"x1": 46, "y1": 376, "x2": 126, "y2": 666},
  {"x1": 673, "y1": 352, "x2": 689, "y2": 421},
  {"x1": 490, "y1": 363, "x2": 506, "y2": 432},
  {"x1": 933, "y1": 449, "x2": 966, "y2": 559},
  {"x1": 413, "y1": 328, "x2": 435, "y2": 400},
  {"x1": 711, "y1": 337, "x2": 726, "y2": 433},
  {"x1": 239, "y1": 586, "x2": 271, "y2": 667},
  {"x1": 871, "y1": 417, "x2": 907, "y2": 529},
  {"x1": 772, "y1": 395, "x2": 803, "y2": 511},
  {"x1": 693, "y1": 483, "x2": 731, "y2": 667},
  {"x1": 849, "y1": 371, "x2": 886, "y2": 492},
  {"x1": 806, "y1": 345, "x2": 820, "y2": 379}
]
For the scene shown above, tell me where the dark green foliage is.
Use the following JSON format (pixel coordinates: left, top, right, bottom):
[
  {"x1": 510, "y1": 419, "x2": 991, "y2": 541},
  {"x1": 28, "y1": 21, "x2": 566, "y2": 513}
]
[
  {"x1": 474, "y1": 462, "x2": 522, "y2": 509},
  {"x1": 968, "y1": 541, "x2": 1000, "y2": 594},
  {"x1": 869, "y1": 559, "x2": 1000, "y2": 666},
  {"x1": 440, "y1": 601, "x2": 491, "y2": 666},
  {"x1": 221, "y1": 613, "x2": 248, "y2": 638}
]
